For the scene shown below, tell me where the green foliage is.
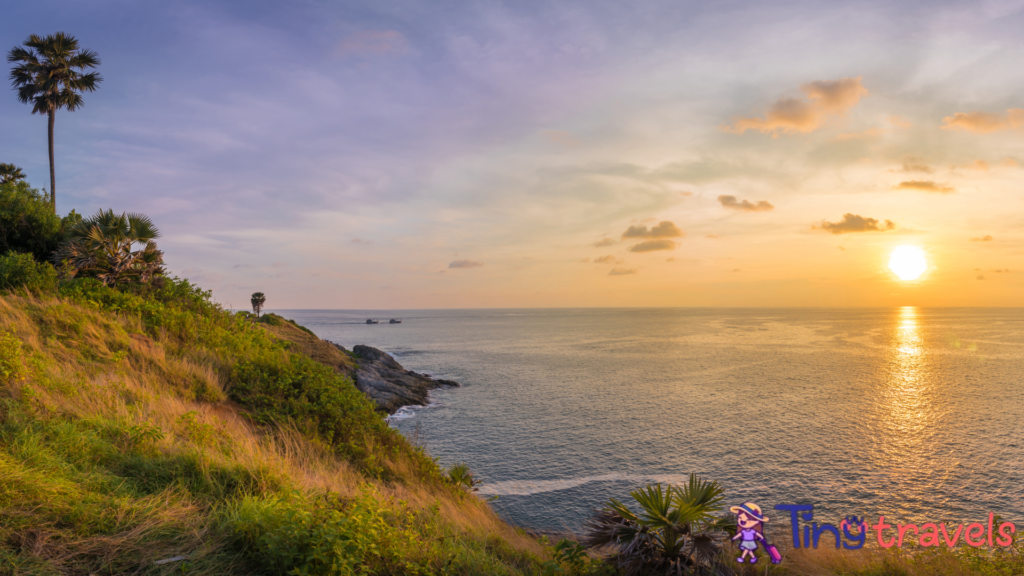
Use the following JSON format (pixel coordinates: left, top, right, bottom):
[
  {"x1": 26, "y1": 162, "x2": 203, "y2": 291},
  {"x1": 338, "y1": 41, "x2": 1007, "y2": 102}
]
[
  {"x1": 0, "y1": 329, "x2": 26, "y2": 384},
  {"x1": 447, "y1": 462, "x2": 482, "y2": 492},
  {"x1": 0, "y1": 250, "x2": 58, "y2": 293},
  {"x1": 0, "y1": 163, "x2": 26, "y2": 184},
  {"x1": 230, "y1": 353, "x2": 400, "y2": 475},
  {"x1": 0, "y1": 181, "x2": 78, "y2": 261},
  {"x1": 53, "y1": 208, "x2": 165, "y2": 286},
  {"x1": 232, "y1": 488, "x2": 428, "y2": 575},
  {"x1": 583, "y1": 475, "x2": 735, "y2": 576},
  {"x1": 7, "y1": 32, "x2": 103, "y2": 116}
]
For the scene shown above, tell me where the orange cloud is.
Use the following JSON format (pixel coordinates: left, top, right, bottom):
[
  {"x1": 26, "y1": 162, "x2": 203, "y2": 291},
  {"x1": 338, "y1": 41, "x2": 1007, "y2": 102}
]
[
  {"x1": 449, "y1": 259, "x2": 484, "y2": 268},
  {"x1": 942, "y1": 108, "x2": 1024, "y2": 133},
  {"x1": 970, "y1": 235, "x2": 993, "y2": 242},
  {"x1": 723, "y1": 77, "x2": 868, "y2": 136},
  {"x1": 591, "y1": 238, "x2": 616, "y2": 247},
  {"x1": 893, "y1": 180, "x2": 955, "y2": 194},
  {"x1": 593, "y1": 255, "x2": 624, "y2": 264},
  {"x1": 629, "y1": 239, "x2": 677, "y2": 252},
  {"x1": 718, "y1": 195, "x2": 774, "y2": 212},
  {"x1": 814, "y1": 213, "x2": 895, "y2": 234},
  {"x1": 608, "y1": 267, "x2": 636, "y2": 276},
  {"x1": 621, "y1": 221, "x2": 683, "y2": 239}
]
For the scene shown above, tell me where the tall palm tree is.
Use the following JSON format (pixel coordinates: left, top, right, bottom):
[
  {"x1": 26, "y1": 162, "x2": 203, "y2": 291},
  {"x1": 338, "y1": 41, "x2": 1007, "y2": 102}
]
[
  {"x1": 7, "y1": 32, "x2": 102, "y2": 211},
  {"x1": 0, "y1": 163, "x2": 26, "y2": 184},
  {"x1": 251, "y1": 292, "x2": 266, "y2": 317}
]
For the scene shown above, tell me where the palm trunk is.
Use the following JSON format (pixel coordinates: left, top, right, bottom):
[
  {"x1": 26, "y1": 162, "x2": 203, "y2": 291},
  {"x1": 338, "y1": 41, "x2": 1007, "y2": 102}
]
[{"x1": 47, "y1": 108, "x2": 56, "y2": 212}]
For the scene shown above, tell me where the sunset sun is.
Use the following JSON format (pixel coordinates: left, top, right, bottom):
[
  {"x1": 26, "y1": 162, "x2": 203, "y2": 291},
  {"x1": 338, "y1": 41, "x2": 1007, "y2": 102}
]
[{"x1": 888, "y1": 245, "x2": 927, "y2": 281}]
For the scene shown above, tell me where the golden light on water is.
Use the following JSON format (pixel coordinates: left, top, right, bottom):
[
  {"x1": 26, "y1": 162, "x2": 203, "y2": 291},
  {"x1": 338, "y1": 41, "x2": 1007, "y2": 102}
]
[{"x1": 888, "y1": 245, "x2": 927, "y2": 281}]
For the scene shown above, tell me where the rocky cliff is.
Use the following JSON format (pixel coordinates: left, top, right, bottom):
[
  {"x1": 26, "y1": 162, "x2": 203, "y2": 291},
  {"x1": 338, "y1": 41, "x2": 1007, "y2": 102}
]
[{"x1": 342, "y1": 344, "x2": 459, "y2": 414}]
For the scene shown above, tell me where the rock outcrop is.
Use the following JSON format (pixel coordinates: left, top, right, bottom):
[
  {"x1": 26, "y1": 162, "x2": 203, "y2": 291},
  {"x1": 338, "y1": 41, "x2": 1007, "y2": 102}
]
[{"x1": 342, "y1": 344, "x2": 459, "y2": 414}]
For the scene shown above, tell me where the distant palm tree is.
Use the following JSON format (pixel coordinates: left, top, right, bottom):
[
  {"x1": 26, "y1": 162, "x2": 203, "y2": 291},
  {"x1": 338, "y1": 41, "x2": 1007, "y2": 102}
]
[
  {"x1": 53, "y1": 209, "x2": 164, "y2": 286},
  {"x1": 251, "y1": 292, "x2": 266, "y2": 317},
  {"x1": 0, "y1": 163, "x2": 26, "y2": 184},
  {"x1": 7, "y1": 32, "x2": 102, "y2": 211}
]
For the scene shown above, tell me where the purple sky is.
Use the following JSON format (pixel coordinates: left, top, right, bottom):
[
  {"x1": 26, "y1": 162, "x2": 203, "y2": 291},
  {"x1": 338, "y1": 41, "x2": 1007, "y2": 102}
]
[{"x1": 4, "y1": 1, "x2": 1024, "y2": 308}]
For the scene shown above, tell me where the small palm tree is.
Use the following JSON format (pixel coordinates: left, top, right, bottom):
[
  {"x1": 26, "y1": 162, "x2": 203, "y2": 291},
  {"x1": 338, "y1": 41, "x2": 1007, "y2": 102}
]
[
  {"x1": 251, "y1": 292, "x2": 266, "y2": 317},
  {"x1": 583, "y1": 475, "x2": 735, "y2": 576},
  {"x1": 7, "y1": 32, "x2": 102, "y2": 211},
  {"x1": 446, "y1": 462, "x2": 482, "y2": 492},
  {"x1": 52, "y1": 209, "x2": 164, "y2": 286},
  {"x1": 0, "y1": 163, "x2": 26, "y2": 184}
]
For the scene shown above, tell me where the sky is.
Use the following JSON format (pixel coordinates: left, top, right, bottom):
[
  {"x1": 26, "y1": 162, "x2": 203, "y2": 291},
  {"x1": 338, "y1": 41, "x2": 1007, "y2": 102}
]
[{"x1": 2, "y1": 0, "x2": 1024, "y2": 308}]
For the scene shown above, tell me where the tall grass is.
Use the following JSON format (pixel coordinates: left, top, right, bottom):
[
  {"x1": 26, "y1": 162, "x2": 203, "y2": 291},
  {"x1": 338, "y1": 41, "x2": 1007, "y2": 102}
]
[{"x1": 0, "y1": 281, "x2": 545, "y2": 574}]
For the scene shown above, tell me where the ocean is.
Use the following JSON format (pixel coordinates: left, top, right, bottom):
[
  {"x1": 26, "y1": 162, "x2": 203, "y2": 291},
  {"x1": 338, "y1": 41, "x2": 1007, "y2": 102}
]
[{"x1": 273, "y1": 307, "x2": 1024, "y2": 532}]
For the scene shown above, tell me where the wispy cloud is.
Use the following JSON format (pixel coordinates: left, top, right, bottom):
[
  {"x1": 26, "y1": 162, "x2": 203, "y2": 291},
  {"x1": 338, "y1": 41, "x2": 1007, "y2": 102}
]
[
  {"x1": 593, "y1": 255, "x2": 624, "y2": 264},
  {"x1": 449, "y1": 259, "x2": 484, "y2": 268},
  {"x1": 970, "y1": 235, "x2": 993, "y2": 242},
  {"x1": 942, "y1": 108, "x2": 1024, "y2": 133},
  {"x1": 335, "y1": 30, "x2": 408, "y2": 57},
  {"x1": 608, "y1": 267, "x2": 636, "y2": 276},
  {"x1": 718, "y1": 195, "x2": 774, "y2": 212},
  {"x1": 591, "y1": 238, "x2": 616, "y2": 247},
  {"x1": 723, "y1": 77, "x2": 868, "y2": 136},
  {"x1": 814, "y1": 214, "x2": 895, "y2": 234},
  {"x1": 893, "y1": 180, "x2": 955, "y2": 193}
]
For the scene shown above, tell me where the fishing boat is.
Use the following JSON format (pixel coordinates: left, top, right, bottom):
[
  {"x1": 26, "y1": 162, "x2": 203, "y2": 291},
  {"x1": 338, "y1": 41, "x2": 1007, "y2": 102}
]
[
  {"x1": 365, "y1": 318, "x2": 379, "y2": 324},
  {"x1": 389, "y1": 318, "x2": 402, "y2": 324}
]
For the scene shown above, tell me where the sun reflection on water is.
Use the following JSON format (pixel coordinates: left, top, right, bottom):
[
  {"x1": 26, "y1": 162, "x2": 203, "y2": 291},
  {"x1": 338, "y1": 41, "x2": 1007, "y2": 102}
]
[{"x1": 866, "y1": 306, "x2": 941, "y2": 514}]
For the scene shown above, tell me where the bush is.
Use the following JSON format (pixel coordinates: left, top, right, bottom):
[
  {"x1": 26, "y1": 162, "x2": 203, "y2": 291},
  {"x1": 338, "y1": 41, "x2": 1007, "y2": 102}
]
[
  {"x1": 232, "y1": 488, "x2": 427, "y2": 575},
  {"x1": 0, "y1": 181, "x2": 79, "y2": 262},
  {"x1": 0, "y1": 251, "x2": 58, "y2": 293}
]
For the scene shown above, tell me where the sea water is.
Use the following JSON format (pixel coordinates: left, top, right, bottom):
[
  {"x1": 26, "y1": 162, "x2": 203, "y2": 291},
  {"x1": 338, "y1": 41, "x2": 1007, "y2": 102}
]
[{"x1": 273, "y1": 308, "x2": 1024, "y2": 532}]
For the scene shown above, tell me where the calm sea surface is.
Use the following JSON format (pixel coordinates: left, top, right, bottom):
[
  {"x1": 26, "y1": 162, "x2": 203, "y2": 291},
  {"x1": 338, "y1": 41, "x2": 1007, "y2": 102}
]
[{"x1": 272, "y1": 308, "x2": 1024, "y2": 531}]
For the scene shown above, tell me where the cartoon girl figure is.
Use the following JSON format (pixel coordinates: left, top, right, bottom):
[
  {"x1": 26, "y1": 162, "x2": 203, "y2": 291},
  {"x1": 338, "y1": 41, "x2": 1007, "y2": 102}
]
[{"x1": 730, "y1": 502, "x2": 770, "y2": 564}]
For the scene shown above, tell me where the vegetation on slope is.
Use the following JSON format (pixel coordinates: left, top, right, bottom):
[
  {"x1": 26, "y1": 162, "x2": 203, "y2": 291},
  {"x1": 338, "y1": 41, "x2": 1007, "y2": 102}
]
[{"x1": 0, "y1": 278, "x2": 547, "y2": 574}]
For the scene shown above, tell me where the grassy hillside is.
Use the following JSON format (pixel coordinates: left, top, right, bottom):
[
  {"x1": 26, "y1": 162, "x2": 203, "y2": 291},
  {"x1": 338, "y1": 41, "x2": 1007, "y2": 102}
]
[{"x1": 0, "y1": 279, "x2": 546, "y2": 575}]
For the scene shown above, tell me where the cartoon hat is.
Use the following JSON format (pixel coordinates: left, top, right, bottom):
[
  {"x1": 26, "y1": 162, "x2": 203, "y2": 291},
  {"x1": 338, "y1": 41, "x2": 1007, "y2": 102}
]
[{"x1": 729, "y1": 502, "x2": 770, "y2": 522}]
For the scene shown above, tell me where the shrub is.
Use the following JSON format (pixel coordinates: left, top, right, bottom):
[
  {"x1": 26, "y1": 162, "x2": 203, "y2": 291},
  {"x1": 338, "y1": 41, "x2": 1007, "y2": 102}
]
[
  {"x1": 0, "y1": 251, "x2": 58, "y2": 293},
  {"x1": 232, "y1": 488, "x2": 427, "y2": 575},
  {"x1": 0, "y1": 181, "x2": 78, "y2": 261}
]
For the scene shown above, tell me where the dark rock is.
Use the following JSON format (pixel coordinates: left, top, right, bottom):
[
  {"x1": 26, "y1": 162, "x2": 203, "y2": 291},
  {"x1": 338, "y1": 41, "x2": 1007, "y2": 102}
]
[{"x1": 349, "y1": 345, "x2": 459, "y2": 414}]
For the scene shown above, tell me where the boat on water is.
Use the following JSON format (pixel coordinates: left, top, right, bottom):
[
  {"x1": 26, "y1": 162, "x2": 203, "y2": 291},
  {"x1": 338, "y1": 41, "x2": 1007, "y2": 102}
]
[
  {"x1": 389, "y1": 318, "x2": 402, "y2": 324},
  {"x1": 365, "y1": 319, "x2": 379, "y2": 324}
]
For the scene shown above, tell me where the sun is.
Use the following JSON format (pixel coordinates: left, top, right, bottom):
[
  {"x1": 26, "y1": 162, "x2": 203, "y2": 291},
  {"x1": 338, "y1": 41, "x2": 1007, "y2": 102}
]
[{"x1": 888, "y1": 246, "x2": 927, "y2": 281}]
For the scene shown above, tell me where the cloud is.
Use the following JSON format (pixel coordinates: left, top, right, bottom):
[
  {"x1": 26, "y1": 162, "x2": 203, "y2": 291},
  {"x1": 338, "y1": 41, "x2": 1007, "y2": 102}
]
[
  {"x1": 971, "y1": 235, "x2": 993, "y2": 242},
  {"x1": 449, "y1": 259, "x2": 484, "y2": 268},
  {"x1": 834, "y1": 127, "x2": 886, "y2": 141},
  {"x1": 994, "y1": 268, "x2": 1010, "y2": 273},
  {"x1": 705, "y1": 234, "x2": 719, "y2": 239},
  {"x1": 893, "y1": 180, "x2": 955, "y2": 194},
  {"x1": 579, "y1": 257, "x2": 590, "y2": 263},
  {"x1": 723, "y1": 77, "x2": 868, "y2": 136},
  {"x1": 593, "y1": 255, "x2": 624, "y2": 264},
  {"x1": 335, "y1": 30, "x2": 408, "y2": 57},
  {"x1": 621, "y1": 221, "x2": 683, "y2": 239},
  {"x1": 591, "y1": 238, "x2": 617, "y2": 247},
  {"x1": 718, "y1": 195, "x2": 774, "y2": 212},
  {"x1": 814, "y1": 213, "x2": 896, "y2": 234},
  {"x1": 899, "y1": 159, "x2": 934, "y2": 173},
  {"x1": 888, "y1": 115, "x2": 913, "y2": 128},
  {"x1": 350, "y1": 237, "x2": 372, "y2": 244},
  {"x1": 977, "y1": 275, "x2": 985, "y2": 280},
  {"x1": 1001, "y1": 158, "x2": 1020, "y2": 167},
  {"x1": 608, "y1": 267, "x2": 636, "y2": 276},
  {"x1": 629, "y1": 239, "x2": 677, "y2": 252},
  {"x1": 942, "y1": 108, "x2": 1024, "y2": 133}
]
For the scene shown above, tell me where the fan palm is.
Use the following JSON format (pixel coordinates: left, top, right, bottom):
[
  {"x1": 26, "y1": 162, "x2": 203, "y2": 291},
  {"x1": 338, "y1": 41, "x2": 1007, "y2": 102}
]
[
  {"x1": 251, "y1": 292, "x2": 266, "y2": 317},
  {"x1": 7, "y1": 32, "x2": 102, "y2": 211},
  {"x1": 583, "y1": 475, "x2": 736, "y2": 576},
  {"x1": 52, "y1": 209, "x2": 165, "y2": 286},
  {"x1": 0, "y1": 163, "x2": 26, "y2": 184},
  {"x1": 446, "y1": 462, "x2": 482, "y2": 492}
]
